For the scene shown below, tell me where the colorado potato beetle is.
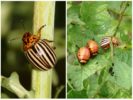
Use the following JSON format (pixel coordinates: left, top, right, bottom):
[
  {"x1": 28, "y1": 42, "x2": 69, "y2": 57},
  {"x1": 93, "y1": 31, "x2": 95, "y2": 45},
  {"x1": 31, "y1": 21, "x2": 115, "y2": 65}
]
[
  {"x1": 77, "y1": 47, "x2": 90, "y2": 64},
  {"x1": 22, "y1": 25, "x2": 56, "y2": 71},
  {"x1": 86, "y1": 40, "x2": 99, "y2": 56},
  {"x1": 101, "y1": 36, "x2": 119, "y2": 49},
  {"x1": 101, "y1": 37, "x2": 111, "y2": 49}
]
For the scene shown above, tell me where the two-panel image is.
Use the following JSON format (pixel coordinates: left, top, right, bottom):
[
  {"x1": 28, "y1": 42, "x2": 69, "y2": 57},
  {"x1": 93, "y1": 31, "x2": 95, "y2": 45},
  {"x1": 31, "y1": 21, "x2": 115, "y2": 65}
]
[{"x1": 1, "y1": 1, "x2": 132, "y2": 99}]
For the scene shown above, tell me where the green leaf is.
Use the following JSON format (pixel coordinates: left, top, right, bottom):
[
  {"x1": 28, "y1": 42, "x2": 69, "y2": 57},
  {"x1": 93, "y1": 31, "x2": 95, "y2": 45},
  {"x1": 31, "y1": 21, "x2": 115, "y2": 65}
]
[
  {"x1": 67, "y1": 54, "x2": 110, "y2": 91},
  {"x1": 99, "y1": 81, "x2": 119, "y2": 98},
  {"x1": 113, "y1": 88, "x2": 131, "y2": 98},
  {"x1": 99, "y1": 81, "x2": 131, "y2": 98},
  {"x1": 67, "y1": 4, "x2": 85, "y2": 26},
  {"x1": 1, "y1": 72, "x2": 33, "y2": 98},
  {"x1": 80, "y1": 2, "x2": 114, "y2": 34},
  {"x1": 114, "y1": 48, "x2": 132, "y2": 67},
  {"x1": 109, "y1": 57, "x2": 131, "y2": 90},
  {"x1": 98, "y1": 67, "x2": 109, "y2": 85},
  {"x1": 85, "y1": 75, "x2": 100, "y2": 98},
  {"x1": 67, "y1": 89, "x2": 88, "y2": 98}
]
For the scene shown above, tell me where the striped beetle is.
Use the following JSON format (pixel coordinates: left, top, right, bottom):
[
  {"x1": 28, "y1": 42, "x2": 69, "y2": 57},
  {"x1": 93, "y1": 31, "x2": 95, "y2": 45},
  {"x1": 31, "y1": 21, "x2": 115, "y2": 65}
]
[
  {"x1": 22, "y1": 25, "x2": 56, "y2": 71},
  {"x1": 101, "y1": 36, "x2": 119, "y2": 49}
]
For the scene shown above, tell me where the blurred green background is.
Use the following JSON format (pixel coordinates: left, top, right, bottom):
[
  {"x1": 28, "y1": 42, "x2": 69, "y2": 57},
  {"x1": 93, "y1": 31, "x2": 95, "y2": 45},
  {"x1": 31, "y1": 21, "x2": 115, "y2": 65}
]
[{"x1": 1, "y1": 1, "x2": 65, "y2": 98}]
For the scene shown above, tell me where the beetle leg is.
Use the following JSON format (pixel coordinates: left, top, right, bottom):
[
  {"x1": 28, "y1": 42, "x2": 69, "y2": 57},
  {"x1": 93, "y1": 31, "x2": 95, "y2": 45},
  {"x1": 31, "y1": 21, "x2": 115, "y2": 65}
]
[
  {"x1": 44, "y1": 39, "x2": 56, "y2": 49},
  {"x1": 43, "y1": 39, "x2": 56, "y2": 49},
  {"x1": 44, "y1": 39, "x2": 54, "y2": 43}
]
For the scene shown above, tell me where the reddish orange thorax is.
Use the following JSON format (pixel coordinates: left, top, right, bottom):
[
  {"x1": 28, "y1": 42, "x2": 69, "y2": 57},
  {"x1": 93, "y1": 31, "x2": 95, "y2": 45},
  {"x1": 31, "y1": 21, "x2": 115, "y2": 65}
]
[{"x1": 22, "y1": 32, "x2": 39, "y2": 51}]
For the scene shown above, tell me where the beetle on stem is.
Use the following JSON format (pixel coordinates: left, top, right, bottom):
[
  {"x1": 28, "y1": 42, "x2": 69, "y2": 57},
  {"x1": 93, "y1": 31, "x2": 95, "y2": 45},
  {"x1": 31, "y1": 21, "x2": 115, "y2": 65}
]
[{"x1": 22, "y1": 25, "x2": 57, "y2": 71}]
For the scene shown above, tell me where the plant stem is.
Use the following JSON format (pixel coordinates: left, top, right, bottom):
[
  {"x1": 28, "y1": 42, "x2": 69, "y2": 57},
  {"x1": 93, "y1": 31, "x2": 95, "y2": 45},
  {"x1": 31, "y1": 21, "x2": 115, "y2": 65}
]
[
  {"x1": 31, "y1": 1, "x2": 55, "y2": 98},
  {"x1": 111, "y1": 2, "x2": 129, "y2": 62},
  {"x1": 110, "y1": 39, "x2": 114, "y2": 62},
  {"x1": 113, "y1": 1, "x2": 129, "y2": 37}
]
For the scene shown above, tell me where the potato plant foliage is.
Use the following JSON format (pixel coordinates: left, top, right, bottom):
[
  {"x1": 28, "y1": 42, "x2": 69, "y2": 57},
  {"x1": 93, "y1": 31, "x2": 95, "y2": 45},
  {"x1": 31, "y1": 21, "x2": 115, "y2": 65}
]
[{"x1": 67, "y1": 1, "x2": 132, "y2": 98}]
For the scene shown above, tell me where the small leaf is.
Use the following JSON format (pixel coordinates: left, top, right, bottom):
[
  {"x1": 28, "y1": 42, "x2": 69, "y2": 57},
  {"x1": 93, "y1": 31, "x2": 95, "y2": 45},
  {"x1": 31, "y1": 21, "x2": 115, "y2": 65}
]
[
  {"x1": 67, "y1": 89, "x2": 88, "y2": 98},
  {"x1": 1, "y1": 72, "x2": 33, "y2": 98},
  {"x1": 113, "y1": 89, "x2": 131, "y2": 98},
  {"x1": 68, "y1": 53, "x2": 111, "y2": 91},
  {"x1": 85, "y1": 75, "x2": 100, "y2": 98},
  {"x1": 109, "y1": 58, "x2": 132, "y2": 90},
  {"x1": 99, "y1": 81, "x2": 119, "y2": 98}
]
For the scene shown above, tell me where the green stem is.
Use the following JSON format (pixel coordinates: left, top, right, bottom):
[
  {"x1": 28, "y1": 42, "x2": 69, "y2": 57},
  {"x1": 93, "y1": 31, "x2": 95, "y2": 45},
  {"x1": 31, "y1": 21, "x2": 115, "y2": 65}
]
[
  {"x1": 111, "y1": 2, "x2": 129, "y2": 62},
  {"x1": 67, "y1": 80, "x2": 75, "y2": 90},
  {"x1": 113, "y1": 2, "x2": 129, "y2": 37},
  {"x1": 31, "y1": 1, "x2": 55, "y2": 98}
]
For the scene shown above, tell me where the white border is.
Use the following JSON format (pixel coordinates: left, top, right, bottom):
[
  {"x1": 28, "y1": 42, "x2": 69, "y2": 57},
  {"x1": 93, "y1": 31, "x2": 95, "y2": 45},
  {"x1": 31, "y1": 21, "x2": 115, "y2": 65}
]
[
  {"x1": 0, "y1": 0, "x2": 133, "y2": 100},
  {"x1": 65, "y1": 0, "x2": 67, "y2": 99}
]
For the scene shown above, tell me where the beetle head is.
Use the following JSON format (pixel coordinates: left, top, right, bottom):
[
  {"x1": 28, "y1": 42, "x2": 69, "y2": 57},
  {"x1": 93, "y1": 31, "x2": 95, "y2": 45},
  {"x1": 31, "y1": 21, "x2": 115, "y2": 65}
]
[{"x1": 22, "y1": 32, "x2": 32, "y2": 45}]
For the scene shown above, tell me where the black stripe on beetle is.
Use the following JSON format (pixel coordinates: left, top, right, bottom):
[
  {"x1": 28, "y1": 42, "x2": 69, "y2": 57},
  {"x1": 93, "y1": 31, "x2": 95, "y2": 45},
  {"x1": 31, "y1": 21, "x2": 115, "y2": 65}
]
[
  {"x1": 22, "y1": 25, "x2": 56, "y2": 71},
  {"x1": 38, "y1": 43, "x2": 55, "y2": 66},
  {"x1": 30, "y1": 47, "x2": 50, "y2": 69},
  {"x1": 26, "y1": 50, "x2": 47, "y2": 70},
  {"x1": 35, "y1": 43, "x2": 53, "y2": 68},
  {"x1": 24, "y1": 40, "x2": 56, "y2": 71},
  {"x1": 41, "y1": 40, "x2": 56, "y2": 62},
  {"x1": 40, "y1": 40, "x2": 56, "y2": 63},
  {"x1": 101, "y1": 37, "x2": 111, "y2": 47}
]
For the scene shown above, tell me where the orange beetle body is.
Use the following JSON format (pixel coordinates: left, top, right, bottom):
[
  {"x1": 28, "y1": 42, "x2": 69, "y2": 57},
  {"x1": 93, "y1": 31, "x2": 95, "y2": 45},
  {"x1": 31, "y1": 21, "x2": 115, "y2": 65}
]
[
  {"x1": 77, "y1": 47, "x2": 90, "y2": 64},
  {"x1": 87, "y1": 40, "x2": 99, "y2": 56}
]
